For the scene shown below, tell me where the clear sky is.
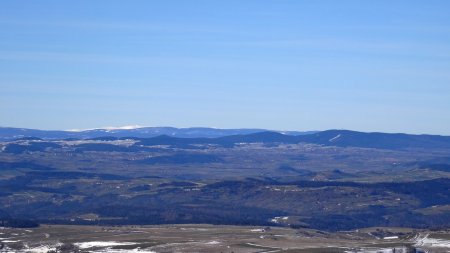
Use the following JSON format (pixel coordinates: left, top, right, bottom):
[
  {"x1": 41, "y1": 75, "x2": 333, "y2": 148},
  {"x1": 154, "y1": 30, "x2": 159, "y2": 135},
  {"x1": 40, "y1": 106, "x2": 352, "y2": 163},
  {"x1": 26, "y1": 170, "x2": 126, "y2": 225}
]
[{"x1": 1, "y1": 1, "x2": 450, "y2": 134}]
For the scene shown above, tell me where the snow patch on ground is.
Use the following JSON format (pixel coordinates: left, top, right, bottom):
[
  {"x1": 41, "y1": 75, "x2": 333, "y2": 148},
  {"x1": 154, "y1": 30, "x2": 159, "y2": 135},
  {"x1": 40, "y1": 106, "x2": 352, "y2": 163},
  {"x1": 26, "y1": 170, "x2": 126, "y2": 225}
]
[
  {"x1": 270, "y1": 216, "x2": 289, "y2": 223},
  {"x1": 414, "y1": 233, "x2": 450, "y2": 248},
  {"x1": 24, "y1": 244, "x2": 62, "y2": 253},
  {"x1": 204, "y1": 240, "x2": 220, "y2": 245},
  {"x1": 68, "y1": 125, "x2": 145, "y2": 132},
  {"x1": 329, "y1": 134, "x2": 342, "y2": 142},
  {"x1": 75, "y1": 241, "x2": 137, "y2": 249}
]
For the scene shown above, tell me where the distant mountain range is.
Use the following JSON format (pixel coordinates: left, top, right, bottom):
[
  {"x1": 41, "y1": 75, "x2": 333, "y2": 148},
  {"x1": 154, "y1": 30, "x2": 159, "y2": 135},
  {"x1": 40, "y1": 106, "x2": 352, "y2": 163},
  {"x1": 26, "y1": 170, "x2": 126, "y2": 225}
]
[
  {"x1": 1, "y1": 126, "x2": 450, "y2": 150},
  {"x1": 0, "y1": 126, "x2": 315, "y2": 140},
  {"x1": 134, "y1": 130, "x2": 450, "y2": 150}
]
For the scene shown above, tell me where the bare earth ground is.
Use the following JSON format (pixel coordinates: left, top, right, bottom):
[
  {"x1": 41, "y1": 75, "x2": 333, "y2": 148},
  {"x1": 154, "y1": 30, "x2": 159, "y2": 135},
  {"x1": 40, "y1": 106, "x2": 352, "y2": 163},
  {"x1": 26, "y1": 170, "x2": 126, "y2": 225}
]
[{"x1": 1, "y1": 225, "x2": 450, "y2": 253}]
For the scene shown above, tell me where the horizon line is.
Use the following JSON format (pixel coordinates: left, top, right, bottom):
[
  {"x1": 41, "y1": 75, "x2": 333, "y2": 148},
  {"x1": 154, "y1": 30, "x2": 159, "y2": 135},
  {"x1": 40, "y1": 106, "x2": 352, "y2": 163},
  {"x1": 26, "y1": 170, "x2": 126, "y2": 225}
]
[{"x1": 0, "y1": 125, "x2": 449, "y2": 137}]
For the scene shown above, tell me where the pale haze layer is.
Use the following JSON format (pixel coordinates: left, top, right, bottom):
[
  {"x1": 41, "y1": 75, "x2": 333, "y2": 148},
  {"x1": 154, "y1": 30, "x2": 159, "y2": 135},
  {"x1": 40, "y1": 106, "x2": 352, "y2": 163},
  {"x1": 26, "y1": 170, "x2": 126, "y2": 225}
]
[{"x1": 1, "y1": 1, "x2": 450, "y2": 134}]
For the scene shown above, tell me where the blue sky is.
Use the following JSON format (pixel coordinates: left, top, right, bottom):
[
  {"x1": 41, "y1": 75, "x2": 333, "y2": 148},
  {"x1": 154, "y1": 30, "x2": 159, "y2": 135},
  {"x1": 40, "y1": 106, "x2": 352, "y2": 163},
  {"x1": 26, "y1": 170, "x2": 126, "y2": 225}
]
[{"x1": 1, "y1": 1, "x2": 450, "y2": 134}]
